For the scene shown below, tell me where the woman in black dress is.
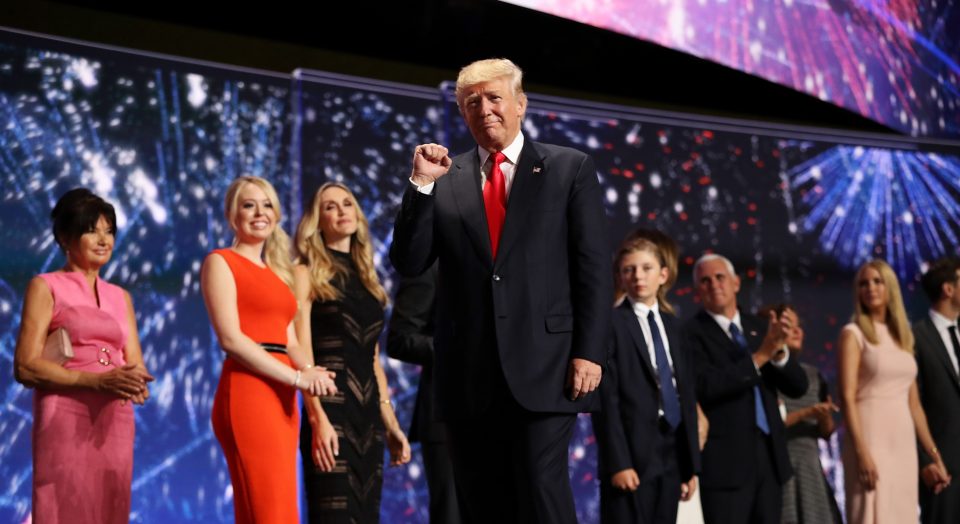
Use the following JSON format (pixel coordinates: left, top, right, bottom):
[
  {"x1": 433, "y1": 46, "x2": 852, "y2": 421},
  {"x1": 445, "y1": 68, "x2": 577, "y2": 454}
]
[{"x1": 293, "y1": 182, "x2": 410, "y2": 523}]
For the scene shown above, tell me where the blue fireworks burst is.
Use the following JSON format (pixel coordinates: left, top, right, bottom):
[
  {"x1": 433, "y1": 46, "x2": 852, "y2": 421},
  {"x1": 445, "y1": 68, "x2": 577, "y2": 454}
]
[{"x1": 789, "y1": 145, "x2": 960, "y2": 278}]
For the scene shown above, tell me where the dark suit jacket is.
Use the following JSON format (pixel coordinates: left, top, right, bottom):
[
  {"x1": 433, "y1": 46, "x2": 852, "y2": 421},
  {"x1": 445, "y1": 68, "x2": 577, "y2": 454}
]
[
  {"x1": 385, "y1": 263, "x2": 445, "y2": 442},
  {"x1": 913, "y1": 316, "x2": 960, "y2": 469},
  {"x1": 595, "y1": 301, "x2": 700, "y2": 483},
  {"x1": 685, "y1": 309, "x2": 808, "y2": 489},
  {"x1": 390, "y1": 139, "x2": 612, "y2": 417}
]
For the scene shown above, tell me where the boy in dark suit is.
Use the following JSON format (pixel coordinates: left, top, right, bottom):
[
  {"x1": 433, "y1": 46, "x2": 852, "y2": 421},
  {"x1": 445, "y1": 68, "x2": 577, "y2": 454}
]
[{"x1": 595, "y1": 234, "x2": 700, "y2": 523}]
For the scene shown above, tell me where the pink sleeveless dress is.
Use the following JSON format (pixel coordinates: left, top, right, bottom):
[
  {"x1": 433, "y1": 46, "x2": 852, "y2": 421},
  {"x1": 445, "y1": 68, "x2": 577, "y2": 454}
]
[
  {"x1": 32, "y1": 271, "x2": 135, "y2": 524},
  {"x1": 841, "y1": 322, "x2": 918, "y2": 524}
]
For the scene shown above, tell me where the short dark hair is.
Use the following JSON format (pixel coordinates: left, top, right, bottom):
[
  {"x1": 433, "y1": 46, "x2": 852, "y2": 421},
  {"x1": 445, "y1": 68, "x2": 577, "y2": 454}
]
[
  {"x1": 51, "y1": 188, "x2": 117, "y2": 250},
  {"x1": 920, "y1": 257, "x2": 960, "y2": 303}
]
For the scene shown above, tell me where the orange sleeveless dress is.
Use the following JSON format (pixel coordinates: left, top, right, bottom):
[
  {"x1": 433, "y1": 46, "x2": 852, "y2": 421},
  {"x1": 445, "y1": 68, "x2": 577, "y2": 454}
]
[{"x1": 209, "y1": 248, "x2": 299, "y2": 524}]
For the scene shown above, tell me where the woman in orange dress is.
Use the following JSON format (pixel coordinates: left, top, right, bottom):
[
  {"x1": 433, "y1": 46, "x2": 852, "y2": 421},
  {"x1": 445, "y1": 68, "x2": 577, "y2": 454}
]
[{"x1": 200, "y1": 176, "x2": 337, "y2": 524}]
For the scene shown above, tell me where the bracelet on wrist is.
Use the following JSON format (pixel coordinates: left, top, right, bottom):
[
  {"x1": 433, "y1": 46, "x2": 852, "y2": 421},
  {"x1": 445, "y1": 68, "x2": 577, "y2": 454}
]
[{"x1": 293, "y1": 369, "x2": 302, "y2": 387}]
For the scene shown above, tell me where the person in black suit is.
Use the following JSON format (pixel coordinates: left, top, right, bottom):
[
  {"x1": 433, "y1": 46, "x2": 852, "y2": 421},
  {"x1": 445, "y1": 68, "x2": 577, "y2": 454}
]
[
  {"x1": 385, "y1": 263, "x2": 462, "y2": 524},
  {"x1": 595, "y1": 234, "x2": 700, "y2": 524},
  {"x1": 389, "y1": 58, "x2": 612, "y2": 523},
  {"x1": 915, "y1": 257, "x2": 959, "y2": 523},
  {"x1": 684, "y1": 254, "x2": 808, "y2": 524}
]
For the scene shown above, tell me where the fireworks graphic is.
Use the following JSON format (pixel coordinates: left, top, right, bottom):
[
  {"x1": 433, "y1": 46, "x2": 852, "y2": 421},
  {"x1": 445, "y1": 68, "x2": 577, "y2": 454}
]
[
  {"x1": 0, "y1": 35, "x2": 294, "y2": 523},
  {"x1": 503, "y1": 0, "x2": 960, "y2": 138},
  {"x1": 3, "y1": 28, "x2": 959, "y2": 524},
  {"x1": 788, "y1": 145, "x2": 960, "y2": 278}
]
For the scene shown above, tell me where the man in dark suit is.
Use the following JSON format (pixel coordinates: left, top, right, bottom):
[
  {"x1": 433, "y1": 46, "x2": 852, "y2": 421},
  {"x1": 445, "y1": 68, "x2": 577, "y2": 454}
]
[
  {"x1": 389, "y1": 58, "x2": 611, "y2": 523},
  {"x1": 385, "y1": 263, "x2": 461, "y2": 524},
  {"x1": 595, "y1": 293, "x2": 700, "y2": 523},
  {"x1": 685, "y1": 254, "x2": 808, "y2": 524},
  {"x1": 915, "y1": 257, "x2": 960, "y2": 524}
]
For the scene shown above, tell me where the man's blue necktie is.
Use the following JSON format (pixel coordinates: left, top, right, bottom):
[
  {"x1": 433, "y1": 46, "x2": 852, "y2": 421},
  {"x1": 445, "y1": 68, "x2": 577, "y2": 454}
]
[
  {"x1": 729, "y1": 323, "x2": 770, "y2": 434},
  {"x1": 648, "y1": 311, "x2": 681, "y2": 429}
]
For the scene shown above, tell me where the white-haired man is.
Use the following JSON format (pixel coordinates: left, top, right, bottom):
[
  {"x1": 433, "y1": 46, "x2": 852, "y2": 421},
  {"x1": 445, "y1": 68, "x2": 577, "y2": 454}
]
[{"x1": 685, "y1": 254, "x2": 808, "y2": 524}]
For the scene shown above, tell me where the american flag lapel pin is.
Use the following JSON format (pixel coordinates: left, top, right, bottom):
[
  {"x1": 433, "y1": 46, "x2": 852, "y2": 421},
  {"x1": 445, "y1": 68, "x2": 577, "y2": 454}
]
[{"x1": 532, "y1": 166, "x2": 542, "y2": 173}]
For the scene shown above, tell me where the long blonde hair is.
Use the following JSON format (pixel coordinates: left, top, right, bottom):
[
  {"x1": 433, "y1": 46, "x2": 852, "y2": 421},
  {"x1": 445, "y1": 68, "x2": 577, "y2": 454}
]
[
  {"x1": 224, "y1": 176, "x2": 293, "y2": 287},
  {"x1": 852, "y1": 259, "x2": 913, "y2": 353},
  {"x1": 295, "y1": 182, "x2": 388, "y2": 305}
]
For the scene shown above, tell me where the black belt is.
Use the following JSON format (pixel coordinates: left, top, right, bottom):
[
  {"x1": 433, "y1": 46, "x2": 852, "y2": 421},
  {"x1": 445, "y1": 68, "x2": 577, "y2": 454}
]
[{"x1": 260, "y1": 343, "x2": 287, "y2": 354}]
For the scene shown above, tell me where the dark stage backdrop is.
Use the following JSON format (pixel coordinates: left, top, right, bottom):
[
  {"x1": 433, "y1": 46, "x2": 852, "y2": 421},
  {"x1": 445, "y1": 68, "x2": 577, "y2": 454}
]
[{"x1": 2, "y1": 28, "x2": 960, "y2": 523}]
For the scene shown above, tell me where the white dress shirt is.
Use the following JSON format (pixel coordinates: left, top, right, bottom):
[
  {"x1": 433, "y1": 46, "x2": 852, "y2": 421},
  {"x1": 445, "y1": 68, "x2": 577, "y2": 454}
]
[
  {"x1": 629, "y1": 298, "x2": 675, "y2": 378},
  {"x1": 412, "y1": 133, "x2": 525, "y2": 196},
  {"x1": 707, "y1": 309, "x2": 789, "y2": 368}
]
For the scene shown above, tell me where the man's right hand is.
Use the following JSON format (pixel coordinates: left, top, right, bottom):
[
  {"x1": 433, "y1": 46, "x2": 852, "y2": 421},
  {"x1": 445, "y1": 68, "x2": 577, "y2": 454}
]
[
  {"x1": 755, "y1": 309, "x2": 795, "y2": 366},
  {"x1": 411, "y1": 143, "x2": 452, "y2": 187},
  {"x1": 611, "y1": 468, "x2": 640, "y2": 491},
  {"x1": 922, "y1": 462, "x2": 952, "y2": 494}
]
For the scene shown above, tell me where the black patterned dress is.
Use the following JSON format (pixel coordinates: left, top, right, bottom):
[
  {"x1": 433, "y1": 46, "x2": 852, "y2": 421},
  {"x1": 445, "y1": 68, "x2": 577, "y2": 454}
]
[
  {"x1": 780, "y1": 363, "x2": 842, "y2": 524},
  {"x1": 301, "y1": 250, "x2": 385, "y2": 524}
]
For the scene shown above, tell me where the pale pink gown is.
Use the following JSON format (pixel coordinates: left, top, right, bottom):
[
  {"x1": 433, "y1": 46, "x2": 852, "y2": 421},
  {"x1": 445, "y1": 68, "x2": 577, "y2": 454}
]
[
  {"x1": 841, "y1": 322, "x2": 918, "y2": 524},
  {"x1": 32, "y1": 272, "x2": 135, "y2": 524}
]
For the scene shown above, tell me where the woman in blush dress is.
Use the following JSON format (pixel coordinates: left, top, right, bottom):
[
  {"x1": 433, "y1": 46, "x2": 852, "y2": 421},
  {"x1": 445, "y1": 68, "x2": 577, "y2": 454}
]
[
  {"x1": 839, "y1": 259, "x2": 950, "y2": 524},
  {"x1": 14, "y1": 188, "x2": 154, "y2": 524}
]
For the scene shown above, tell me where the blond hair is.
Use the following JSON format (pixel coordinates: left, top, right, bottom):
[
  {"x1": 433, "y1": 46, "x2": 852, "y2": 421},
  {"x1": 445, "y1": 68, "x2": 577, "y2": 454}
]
[
  {"x1": 455, "y1": 58, "x2": 526, "y2": 108},
  {"x1": 852, "y1": 259, "x2": 914, "y2": 353},
  {"x1": 614, "y1": 236, "x2": 676, "y2": 315},
  {"x1": 224, "y1": 176, "x2": 293, "y2": 287},
  {"x1": 295, "y1": 182, "x2": 388, "y2": 305}
]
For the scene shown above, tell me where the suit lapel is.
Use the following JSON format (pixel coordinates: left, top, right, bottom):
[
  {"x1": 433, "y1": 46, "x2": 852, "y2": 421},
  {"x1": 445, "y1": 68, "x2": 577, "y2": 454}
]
[
  {"x1": 919, "y1": 318, "x2": 960, "y2": 390},
  {"x1": 494, "y1": 142, "x2": 545, "y2": 266},
  {"x1": 449, "y1": 151, "x2": 494, "y2": 268},
  {"x1": 698, "y1": 310, "x2": 739, "y2": 355},
  {"x1": 744, "y1": 318, "x2": 765, "y2": 352},
  {"x1": 620, "y1": 303, "x2": 657, "y2": 385}
]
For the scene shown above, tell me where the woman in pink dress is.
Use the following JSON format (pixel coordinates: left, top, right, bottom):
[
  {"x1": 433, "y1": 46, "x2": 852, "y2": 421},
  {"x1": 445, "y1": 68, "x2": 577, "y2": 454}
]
[
  {"x1": 14, "y1": 188, "x2": 154, "y2": 524},
  {"x1": 839, "y1": 259, "x2": 950, "y2": 523}
]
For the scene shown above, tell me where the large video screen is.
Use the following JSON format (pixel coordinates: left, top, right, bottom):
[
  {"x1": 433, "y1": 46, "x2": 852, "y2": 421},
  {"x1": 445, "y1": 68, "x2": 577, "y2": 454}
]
[
  {"x1": 501, "y1": 0, "x2": 960, "y2": 139},
  {"x1": 0, "y1": 30, "x2": 296, "y2": 523},
  {"x1": 2, "y1": 29, "x2": 959, "y2": 523}
]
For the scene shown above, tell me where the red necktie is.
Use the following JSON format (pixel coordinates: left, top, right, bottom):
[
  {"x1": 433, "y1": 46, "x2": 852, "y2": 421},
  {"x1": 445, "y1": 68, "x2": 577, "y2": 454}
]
[{"x1": 483, "y1": 151, "x2": 507, "y2": 258}]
